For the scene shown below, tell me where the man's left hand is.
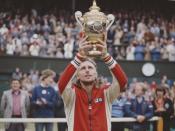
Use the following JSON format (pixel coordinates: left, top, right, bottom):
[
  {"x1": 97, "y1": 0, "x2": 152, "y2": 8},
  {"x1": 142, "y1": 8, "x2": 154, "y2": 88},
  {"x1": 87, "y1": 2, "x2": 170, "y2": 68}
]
[{"x1": 96, "y1": 39, "x2": 108, "y2": 58}]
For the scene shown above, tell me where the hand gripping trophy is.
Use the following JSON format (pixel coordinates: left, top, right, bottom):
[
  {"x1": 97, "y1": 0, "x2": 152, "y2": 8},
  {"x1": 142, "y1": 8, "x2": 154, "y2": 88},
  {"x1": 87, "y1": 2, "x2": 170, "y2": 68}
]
[{"x1": 75, "y1": 0, "x2": 115, "y2": 57}]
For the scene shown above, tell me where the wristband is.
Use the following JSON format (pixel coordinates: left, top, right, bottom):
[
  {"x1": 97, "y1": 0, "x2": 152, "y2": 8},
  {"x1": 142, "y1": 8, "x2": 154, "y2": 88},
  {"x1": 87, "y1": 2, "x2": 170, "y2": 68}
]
[{"x1": 103, "y1": 54, "x2": 117, "y2": 69}]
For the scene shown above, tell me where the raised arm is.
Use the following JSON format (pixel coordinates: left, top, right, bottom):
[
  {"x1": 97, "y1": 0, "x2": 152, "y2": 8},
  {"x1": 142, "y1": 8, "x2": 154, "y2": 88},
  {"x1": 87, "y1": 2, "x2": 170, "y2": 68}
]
[
  {"x1": 58, "y1": 36, "x2": 90, "y2": 94},
  {"x1": 93, "y1": 36, "x2": 128, "y2": 103},
  {"x1": 103, "y1": 54, "x2": 128, "y2": 103},
  {"x1": 58, "y1": 55, "x2": 81, "y2": 94},
  {"x1": 58, "y1": 36, "x2": 91, "y2": 105},
  {"x1": 58, "y1": 54, "x2": 83, "y2": 106}
]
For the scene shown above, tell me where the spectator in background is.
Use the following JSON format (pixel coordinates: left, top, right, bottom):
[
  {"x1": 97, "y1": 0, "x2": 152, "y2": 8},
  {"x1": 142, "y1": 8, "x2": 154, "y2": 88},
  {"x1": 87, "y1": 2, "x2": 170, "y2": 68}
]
[
  {"x1": 12, "y1": 67, "x2": 22, "y2": 80},
  {"x1": 150, "y1": 81, "x2": 157, "y2": 92},
  {"x1": 153, "y1": 87, "x2": 174, "y2": 131},
  {"x1": 111, "y1": 92, "x2": 126, "y2": 131},
  {"x1": 0, "y1": 24, "x2": 8, "y2": 35},
  {"x1": 0, "y1": 79, "x2": 30, "y2": 131},
  {"x1": 170, "y1": 82, "x2": 175, "y2": 108},
  {"x1": 29, "y1": 41, "x2": 40, "y2": 56},
  {"x1": 107, "y1": 25, "x2": 115, "y2": 46},
  {"x1": 29, "y1": 69, "x2": 40, "y2": 86},
  {"x1": 56, "y1": 48, "x2": 64, "y2": 58},
  {"x1": 21, "y1": 73, "x2": 34, "y2": 96},
  {"x1": 170, "y1": 82, "x2": 175, "y2": 130},
  {"x1": 136, "y1": 18, "x2": 147, "y2": 41},
  {"x1": 134, "y1": 40, "x2": 145, "y2": 61},
  {"x1": 21, "y1": 44, "x2": 29, "y2": 56},
  {"x1": 113, "y1": 26, "x2": 123, "y2": 46},
  {"x1": 29, "y1": 34, "x2": 41, "y2": 56},
  {"x1": 126, "y1": 41, "x2": 135, "y2": 60},
  {"x1": 12, "y1": 36, "x2": 22, "y2": 56},
  {"x1": 167, "y1": 39, "x2": 175, "y2": 62},
  {"x1": 6, "y1": 38, "x2": 15, "y2": 55},
  {"x1": 169, "y1": 24, "x2": 175, "y2": 39},
  {"x1": 31, "y1": 69, "x2": 57, "y2": 131},
  {"x1": 144, "y1": 43, "x2": 151, "y2": 61},
  {"x1": 150, "y1": 41, "x2": 161, "y2": 61},
  {"x1": 124, "y1": 82, "x2": 153, "y2": 131},
  {"x1": 63, "y1": 36, "x2": 74, "y2": 58},
  {"x1": 127, "y1": 26, "x2": 136, "y2": 44}
]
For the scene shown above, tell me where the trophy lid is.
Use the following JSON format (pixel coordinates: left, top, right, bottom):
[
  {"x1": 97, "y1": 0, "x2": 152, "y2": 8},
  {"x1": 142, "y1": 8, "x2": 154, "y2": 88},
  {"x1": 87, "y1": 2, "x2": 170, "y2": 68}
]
[{"x1": 83, "y1": 0, "x2": 107, "y2": 23}]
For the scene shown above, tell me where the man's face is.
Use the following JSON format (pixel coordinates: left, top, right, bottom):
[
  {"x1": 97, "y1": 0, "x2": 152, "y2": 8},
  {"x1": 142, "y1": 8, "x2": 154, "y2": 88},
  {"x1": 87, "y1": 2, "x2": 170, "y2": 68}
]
[
  {"x1": 11, "y1": 80, "x2": 21, "y2": 91},
  {"x1": 134, "y1": 84, "x2": 143, "y2": 97},
  {"x1": 77, "y1": 61, "x2": 97, "y2": 84},
  {"x1": 44, "y1": 75, "x2": 54, "y2": 86}
]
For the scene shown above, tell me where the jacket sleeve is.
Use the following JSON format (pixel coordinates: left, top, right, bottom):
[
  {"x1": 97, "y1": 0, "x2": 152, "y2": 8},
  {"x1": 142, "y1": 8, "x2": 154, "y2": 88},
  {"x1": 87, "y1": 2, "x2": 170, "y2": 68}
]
[
  {"x1": 165, "y1": 99, "x2": 174, "y2": 117},
  {"x1": 55, "y1": 92, "x2": 64, "y2": 109},
  {"x1": 0, "y1": 91, "x2": 7, "y2": 115},
  {"x1": 58, "y1": 55, "x2": 83, "y2": 107},
  {"x1": 144, "y1": 103, "x2": 153, "y2": 120},
  {"x1": 25, "y1": 91, "x2": 30, "y2": 115},
  {"x1": 31, "y1": 87, "x2": 42, "y2": 108},
  {"x1": 45, "y1": 89, "x2": 57, "y2": 109},
  {"x1": 31, "y1": 87, "x2": 37, "y2": 106},
  {"x1": 104, "y1": 55, "x2": 128, "y2": 103}
]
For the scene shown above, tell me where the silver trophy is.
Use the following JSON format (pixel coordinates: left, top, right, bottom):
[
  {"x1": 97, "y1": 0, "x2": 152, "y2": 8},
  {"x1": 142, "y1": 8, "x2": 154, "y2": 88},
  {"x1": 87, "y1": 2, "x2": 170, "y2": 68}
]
[{"x1": 75, "y1": 0, "x2": 115, "y2": 57}]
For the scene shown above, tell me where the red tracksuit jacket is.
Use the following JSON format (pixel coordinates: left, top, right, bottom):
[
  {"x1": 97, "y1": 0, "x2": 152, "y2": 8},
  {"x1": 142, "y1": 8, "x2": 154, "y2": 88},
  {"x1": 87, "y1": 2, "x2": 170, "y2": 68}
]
[{"x1": 58, "y1": 55, "x2": 127, "y2": 131}]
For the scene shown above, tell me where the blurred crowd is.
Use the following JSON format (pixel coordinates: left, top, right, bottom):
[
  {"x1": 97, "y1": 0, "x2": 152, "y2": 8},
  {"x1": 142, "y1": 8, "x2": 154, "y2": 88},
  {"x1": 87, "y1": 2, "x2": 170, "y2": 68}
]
[{"x1": 0, "y1": 9, "x2": 175, "y2": 61}]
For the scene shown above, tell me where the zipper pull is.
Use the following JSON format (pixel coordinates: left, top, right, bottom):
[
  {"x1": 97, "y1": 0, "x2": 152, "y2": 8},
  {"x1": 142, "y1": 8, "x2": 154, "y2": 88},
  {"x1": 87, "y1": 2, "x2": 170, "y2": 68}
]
[
  {"x1": 89, "y1": 104, "x2": 92, "y2": 110},
  {"x1": 88, "y1": 100, "x2": 92, "y2": 110}
]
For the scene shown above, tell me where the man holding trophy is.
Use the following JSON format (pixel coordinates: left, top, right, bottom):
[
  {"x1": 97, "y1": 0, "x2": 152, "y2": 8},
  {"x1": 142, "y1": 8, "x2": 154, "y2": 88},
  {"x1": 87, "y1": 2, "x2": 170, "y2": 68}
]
[{"x1": 58, "y1": 1, "x2": 128, "y2": 131}]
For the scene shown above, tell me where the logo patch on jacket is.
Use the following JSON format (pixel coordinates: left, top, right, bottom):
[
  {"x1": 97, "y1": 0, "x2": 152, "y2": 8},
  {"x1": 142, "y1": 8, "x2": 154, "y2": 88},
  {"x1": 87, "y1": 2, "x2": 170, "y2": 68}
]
[{"x1": 95, "y1": 98, "x2": 103, "y2": 103}]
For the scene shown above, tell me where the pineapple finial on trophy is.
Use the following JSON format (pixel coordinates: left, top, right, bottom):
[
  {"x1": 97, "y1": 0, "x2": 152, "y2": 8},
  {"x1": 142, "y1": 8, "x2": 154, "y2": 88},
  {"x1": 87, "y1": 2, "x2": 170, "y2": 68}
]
[{"x1": 89, "y1": 0, "x2": 100, "y2": 11}]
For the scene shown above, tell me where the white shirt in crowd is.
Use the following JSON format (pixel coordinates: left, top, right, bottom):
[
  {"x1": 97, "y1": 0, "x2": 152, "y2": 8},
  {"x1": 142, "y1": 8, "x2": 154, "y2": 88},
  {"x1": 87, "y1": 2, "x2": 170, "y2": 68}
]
[
  {"x1": 0, "y1": 24, "x2": 8, "y2": 35},
  {"x1": 126, "y1": 45, "x2": 135, "y2": 60},
  {"x1": 6, "y1": 42, "x2": 16, "y2": 55},
  {"x1": 29, "y1": 43, "x2": 40, "y2": 56},
  {"x1": 64, "y1": 38, "x2": 74, "y2": 58}
]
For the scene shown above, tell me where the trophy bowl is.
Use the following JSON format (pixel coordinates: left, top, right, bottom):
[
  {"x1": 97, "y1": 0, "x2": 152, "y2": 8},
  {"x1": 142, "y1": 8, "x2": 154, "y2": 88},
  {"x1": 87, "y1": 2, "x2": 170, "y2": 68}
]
[{"x1": 75, "y1": 0, "x2": 115, "y2": 57}]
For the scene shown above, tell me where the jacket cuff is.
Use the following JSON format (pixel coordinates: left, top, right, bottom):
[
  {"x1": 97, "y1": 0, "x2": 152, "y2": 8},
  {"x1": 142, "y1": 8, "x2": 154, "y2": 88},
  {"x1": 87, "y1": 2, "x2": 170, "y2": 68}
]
[
  {"x1": 103, "y1": 54, "x2": 117, "y2": 69},
  {"x1": 71, "y1": 53, "x2": 85, "y2": 68}
]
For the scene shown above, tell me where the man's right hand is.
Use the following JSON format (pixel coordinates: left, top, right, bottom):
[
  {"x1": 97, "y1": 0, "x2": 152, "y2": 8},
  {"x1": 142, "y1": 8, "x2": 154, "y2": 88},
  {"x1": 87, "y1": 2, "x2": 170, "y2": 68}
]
[{"x1": 78, "y1": 36, "x2": 92, "y2": 58}]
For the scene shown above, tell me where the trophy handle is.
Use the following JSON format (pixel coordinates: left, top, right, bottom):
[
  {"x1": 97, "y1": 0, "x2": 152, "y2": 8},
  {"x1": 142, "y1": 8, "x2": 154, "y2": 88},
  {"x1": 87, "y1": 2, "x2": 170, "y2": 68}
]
[
  {"x1": 106, "y1": 14, "x2": 115, "y2": 31},
  {"x1": 75, "y1": 11, "x2": 84, "y2": 29}
]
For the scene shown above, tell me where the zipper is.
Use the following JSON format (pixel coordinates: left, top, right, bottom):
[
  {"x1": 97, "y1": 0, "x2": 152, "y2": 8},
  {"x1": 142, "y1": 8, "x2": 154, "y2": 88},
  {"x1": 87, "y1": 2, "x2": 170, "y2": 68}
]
[{"x1": 88, "y1": 99, "x2": 92, "y2": 131}]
